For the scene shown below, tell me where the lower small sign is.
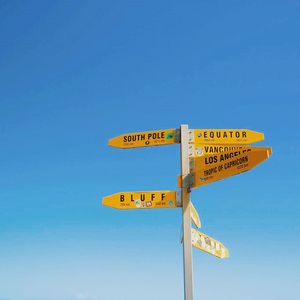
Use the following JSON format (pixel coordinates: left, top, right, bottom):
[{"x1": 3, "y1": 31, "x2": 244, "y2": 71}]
[
  {"x1": 102, "y1": 191, "x2": 181, "y2": 209},
  {"x1": 191, "y1": 202, "x2": 201, "y2": 228},
  {"x1": 191, "y1": 228, "x2": 229, "y2": 259}
]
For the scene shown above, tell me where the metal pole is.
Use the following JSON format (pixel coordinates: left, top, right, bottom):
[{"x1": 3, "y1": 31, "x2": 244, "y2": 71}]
[{"x1": 180, "y1": 124, "x2": 194, "y2": 300}]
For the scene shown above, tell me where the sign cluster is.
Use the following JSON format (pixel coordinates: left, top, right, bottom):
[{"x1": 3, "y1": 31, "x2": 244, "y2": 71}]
[{"x1": 102, "y1": 126, "x2": 271, "y2": 294}]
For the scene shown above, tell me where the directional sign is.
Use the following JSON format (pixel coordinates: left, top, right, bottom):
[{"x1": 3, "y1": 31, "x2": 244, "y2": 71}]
[
  {"x1": 189, "y1": 146, "x2": 270, "y2": 171},
  {"x1": 179, "y1": 147, "x2": 272, "y2": 188},
  {"x1": 191, "y1": 202, "x2": 201, "y2": 228},
  {"x1": 102, "y1": 191, "x2": 181, "y2": 209},
  {"x1": 108, "y1": 128, "x2": 179, "y2": 149},
  {"x1": 191, "y1": 229, "x2": 229, "y2": 259},
  {"x1": 189, "y1": 129, "x2": 264, "y2": 145},
  {"x1": 189, "y1": 144, "x2": 244, "y2": 157}
]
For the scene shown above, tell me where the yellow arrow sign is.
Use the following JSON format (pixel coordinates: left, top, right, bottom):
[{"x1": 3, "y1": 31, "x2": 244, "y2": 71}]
[
  {"x1": 108, "y1": 128, "x2": 179, "y2": 149},
  {"x1": 190, "y1": 146, "x2": 271, "y2": 171},
  {"x1": 190, "y1": 129, "x2": 264, "y2": 145},
  {"x1": 191, "y1": 228, "x2": 229, "y2": 259},
  {"x1": 189, "y1": 144, "x2": 244, "y2": 157},
  {"x1": 102, "y1": 191, "x2": 181, "y2": 209},
  {"x1": 179, "y1": 147, "x2": 272, "y2": 188},
  {"x1": 191, "y1": 202, "x2": 201, "y2": 228}
]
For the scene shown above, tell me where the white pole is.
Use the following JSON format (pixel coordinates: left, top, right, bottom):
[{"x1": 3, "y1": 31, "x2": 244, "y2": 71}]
[{"x1": 180, "y1": 124, "x2": 194, "y2": 300}]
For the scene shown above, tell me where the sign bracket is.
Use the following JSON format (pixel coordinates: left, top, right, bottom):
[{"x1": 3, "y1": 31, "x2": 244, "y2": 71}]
[{"x1": 174, "y1": 128, "x2": 181, "y2": 143}]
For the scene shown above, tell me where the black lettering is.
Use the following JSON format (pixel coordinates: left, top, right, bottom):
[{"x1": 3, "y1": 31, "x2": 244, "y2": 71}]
[
  {"x1": 220, "y1": 153, "x2": 228, "y2": 162},
  {"x1": 205, "y1": 156, "x2": 217, "y2": 165},
  {"x1": 120, "y1": 195, "x2": 125, "y2": 202},
  {"x1": 224, "y1": 156, "x2": 249, "y2": 169},
  {"x1": 204, "y1": 167, "x2": 218, "y2": 176}
]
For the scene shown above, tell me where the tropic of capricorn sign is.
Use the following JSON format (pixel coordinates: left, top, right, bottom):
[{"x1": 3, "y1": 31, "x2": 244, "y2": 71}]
[{"x1": 102, "y1": 125, "x2": 271, "y2": 300}]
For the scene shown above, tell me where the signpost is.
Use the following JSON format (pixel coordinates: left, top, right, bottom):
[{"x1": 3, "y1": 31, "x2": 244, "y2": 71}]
[
  {"x1": 180, "y1": 125, "x2": 194, "y2": 300},
  {"x1": 102, "y1": 125, "x2": 272, "y2": 300}
]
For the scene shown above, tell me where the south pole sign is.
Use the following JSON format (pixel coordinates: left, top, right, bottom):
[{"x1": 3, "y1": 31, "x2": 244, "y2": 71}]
[
  {"x1": 102, "y1": 125, "x2": 271, "y2": 300},
  {"x1": 108, "y1": 128, "x2": 180, "y2": 148}
]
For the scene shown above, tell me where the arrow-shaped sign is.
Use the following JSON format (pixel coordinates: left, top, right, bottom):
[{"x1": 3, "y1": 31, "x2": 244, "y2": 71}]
[
  {"x1": 189, "y1": 129, "x2": 264, "y2": 145},
  {"x1": 189, "y1": 146, "x2": 271, "y2": 171},
  {"x1": 189, "y1": 144, "x2": 245, "y2": 157},
  {"x1": 102, "y1": 191, "x2": 181, "y2": 209},
  {"x1": 179, "y1": 147, "x2": 272, "y2": 188},
  {"x1": 191, "y1": 228, "x2": 229, "y2": 259},
  {"x1": 108, "y1": 128, "x2": 179, "y2": 149},
  {"x1": 191, "y1": 202, "x2": 201, "y2": 228}
]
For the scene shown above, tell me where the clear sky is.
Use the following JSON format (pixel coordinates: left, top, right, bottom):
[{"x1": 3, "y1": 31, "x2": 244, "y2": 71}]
[{"x1": 0, "y1": 1, "x2": 299, "y2": 300}]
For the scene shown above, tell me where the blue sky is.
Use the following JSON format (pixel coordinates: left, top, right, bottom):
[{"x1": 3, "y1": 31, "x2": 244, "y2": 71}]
[{"x1": 0, "y1": 1, "x2": 299, "y2": 299}]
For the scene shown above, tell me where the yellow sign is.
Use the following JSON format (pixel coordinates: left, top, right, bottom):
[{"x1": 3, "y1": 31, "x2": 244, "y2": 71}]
[
  {"x1": 102, "y1": 191, "x2": 181, "y2": 209},
  {"x1": 191, "y1": 229, "x2": 229, "y2": 259},
  {"x1": 191, "y1": 202, "x2": 201, "y2": 228},
  {"x1": 179, "y1": 147, "x2": 272, "y2": 188},
  {"x1": 109, "y1": 128, "x2": 179, "y2": 149},
  {"x1": 190, "y1": 146, "x2": 271, "y2": 171},
  {"x1": 189, "y1": 144, "x2": 245, "y2": 157},
  {"x1": 190, "y1": 129, "x2": 264, "y2": 145}
]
